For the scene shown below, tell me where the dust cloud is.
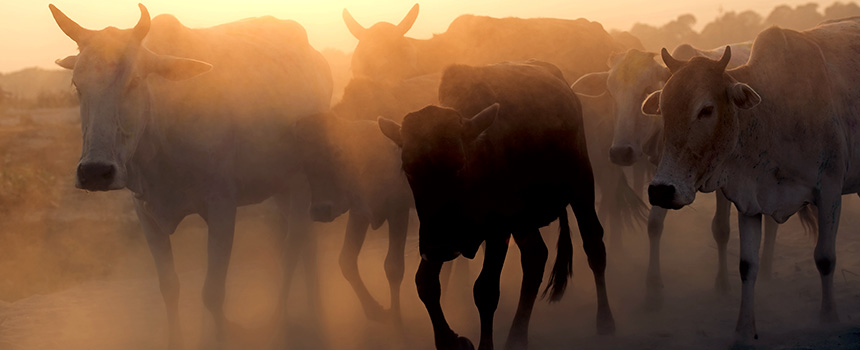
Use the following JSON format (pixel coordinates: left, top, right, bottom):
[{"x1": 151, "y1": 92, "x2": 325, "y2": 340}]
[{"x1": 0, "y1": 109, "x2": 858, "y2": 349}]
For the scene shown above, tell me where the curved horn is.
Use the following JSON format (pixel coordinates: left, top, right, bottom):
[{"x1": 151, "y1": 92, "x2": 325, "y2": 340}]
[
  {"x1": 717, "y1": 46, "x2": 732, "y2": 71},
  {"x1": 661, "y1": 48, "x2": 683, "y2": 73},
  {"x1": 133, "y1": 3, "x2": 151, "y2": 42},
  {"x1": 342, "y1": 8, "x2": 366, "y2": 40},
  {"x1": 395, "y1": 4, "x2": 420, "y2": 36},
  {"x1": 49, "y1": 4, "x2": 95, "y2": 44}
]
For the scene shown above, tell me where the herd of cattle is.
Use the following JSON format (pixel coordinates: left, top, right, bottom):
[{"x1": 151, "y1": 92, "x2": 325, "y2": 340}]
[{"x1": 40, "y1": 2, "x2": 860, "y2": 349}]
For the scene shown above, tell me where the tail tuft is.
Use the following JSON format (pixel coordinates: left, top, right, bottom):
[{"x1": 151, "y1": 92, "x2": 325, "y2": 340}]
[
  {"x1": 798, "y1": 204, "x2": 818, "y2": 239},
  {"x1": 543, "y1": 210, "x2": 573, "y2": 302}
]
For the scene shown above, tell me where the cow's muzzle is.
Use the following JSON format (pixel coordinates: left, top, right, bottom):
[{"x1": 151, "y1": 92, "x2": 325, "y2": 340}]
[
  {"x1": 648, "y1": 183, "x2": 685, "y2": 210},
  {"x1": 609, "y1": 145, "x2": 640, "y2": 166},
  {"x1": 76, "y1": 161, "x2": 118, "y2": 191}
]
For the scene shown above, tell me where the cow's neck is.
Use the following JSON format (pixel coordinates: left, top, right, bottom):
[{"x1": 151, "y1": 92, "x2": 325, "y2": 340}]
[{"x1": 643, "y1": 114, "x2": 664, "y2": 166}]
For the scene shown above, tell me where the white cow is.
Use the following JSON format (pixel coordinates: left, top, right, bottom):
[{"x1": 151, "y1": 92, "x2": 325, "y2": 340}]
[
  {"x1": 49, "y1": 4, "x2": 332, "y2": 348},
  {"x1": 643, "y1": 18, "x2": 860, "y2": 344},
  {"x1": 571, "y1": 43, "x2": 816, "y2": 308}
]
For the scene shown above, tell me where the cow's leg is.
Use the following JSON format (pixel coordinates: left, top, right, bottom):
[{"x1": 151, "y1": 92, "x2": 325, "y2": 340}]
[
  {"x1": 606, "y1": 173, "x2": 623, "y2": 253},
  {"x1": 474, "y1": 237, "x2": 509, "y2": 350},
  {"x1": 271, "y1": 177, "x2": 316, "y2": 348},
  {"x1": 734, "y1": 213, "x2": 762, "y2": 343},
  {"x1": 814, "y1": 192, "x2": 840, "y2": 324},
  {"x1": 505, "y1": 230, "x2": 547, "y2": 350},
  {"x1": 572, "y1": 199, "x2": 616, "y2": 335},
  {"x1": 134, "y1": 199, "x2": 183, "y2": 350},
  {"x1": 713, "y1": 191, "x2": 732, "y2": 293},
  {"x1": 416, "y1": 259, "x2": 474, "y2": 350},
  {"x1": 385, "y1": 205, "x2": 410, "y2": 324},
  {"x1": 645, "y1": 205, "x2": 668, "y2": 309},
  {"x1": 202, "y1": 199, "x2": 238, "y2": 346},
  {"x1": 440, "y1": 261, "x2": 453, "y2": 301},
  {"x1": 339, "y1": 210, "x2": 387, "y2": 321},
  {"x1": 759, "y1": 216, "x2": 779, "y2": 281}
]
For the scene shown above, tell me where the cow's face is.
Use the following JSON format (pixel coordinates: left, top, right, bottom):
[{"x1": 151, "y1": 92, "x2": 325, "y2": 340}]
[
  {"x1": 293, "y1": 113, "x2": 351, "y2": 222},
  {"x1": 50, "y1": 4, "x2": 211, "y2": 191},
  {"x1": 571, "y1": 49, "x2": 669, "y2": 166},
  {"x1": 643, "y1": 47, "x2": 760, "y2": 209},
  {"x1": 343, "y1": 4, "x2": 420, "y2": 82},
  {"x1": 378, "y1": 104, "x2": 498, "y2": 261},
  {"x1": 606, "y1": 50, "x2": 669, "y2": 165}
]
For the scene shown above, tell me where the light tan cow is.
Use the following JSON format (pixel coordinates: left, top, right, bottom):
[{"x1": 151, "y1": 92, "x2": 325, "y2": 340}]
[
  {"x1": 643, "y1": 18, "x2": 860, "y2": 344},
  {"x1": 570, "y1": 43, "x2": 813, "y2": 310},
  {"x1": 50, "y1": 4, "x2": 332, "y2": 348},
  {"x1": 342, "y1": 4, "x2": 637, "y2": 84}
]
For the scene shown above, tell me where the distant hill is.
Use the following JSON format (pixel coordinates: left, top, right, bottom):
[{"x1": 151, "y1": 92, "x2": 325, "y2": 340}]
[{"x1": 0, "y1": 68, "x2": 72, "y2": 100}]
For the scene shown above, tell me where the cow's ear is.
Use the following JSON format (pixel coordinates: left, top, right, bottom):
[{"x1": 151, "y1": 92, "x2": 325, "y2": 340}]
[
  {"x1": 378, "y1": 117, "x2": 403, "y2": 147},
  {"x1": 148, "y1": 54, "x2": 212, "y2": 81},
  {"x1": 571, "y1": 72, "x2": 608, "y2": 97},
  {"x1": 641, "y1": 90, "x2": 662, "y2": 116},
  {"x1": 55, "y1": 55, "x2": 77, "y2": 70},
  {"x1": 729, "y1": 82, "x2": 760, "y2": 110},
  {"x1": 463, "y1": 103, "x2": 499, "y2": 141}
]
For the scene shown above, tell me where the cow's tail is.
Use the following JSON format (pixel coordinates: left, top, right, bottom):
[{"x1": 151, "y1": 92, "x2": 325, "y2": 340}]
[
  {"x1": 798, "y1": 204, "x2": 819, "y2": 239},
  {"x1": 543, "y1": 209, "x2": 573, "y2": 302},
  {"x1": 615, "y1": 172, "x2": 649, "y2": 231}
]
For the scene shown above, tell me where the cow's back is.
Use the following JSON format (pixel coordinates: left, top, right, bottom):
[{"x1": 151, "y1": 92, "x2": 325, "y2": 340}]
[
  {"x1": 145, "y1": 15, "x2": 332, "y2": 123},
  {"x1": 439, "y1": 62, "x2": 588, "y2": 228},
  {"x1": 803, "y1": 18, "x2": 860, "y2": 189},
  {"x1": 140, "y1": 15, "x2": 333, "y2": 203},
  {"x1": 437, "y1": 16, "x2": 627, "y2": 83}
]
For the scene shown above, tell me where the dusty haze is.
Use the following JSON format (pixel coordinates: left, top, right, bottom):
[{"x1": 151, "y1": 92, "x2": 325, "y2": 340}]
[{"x1": 1, "y1": 1, "x2": 860, "y2": 349}]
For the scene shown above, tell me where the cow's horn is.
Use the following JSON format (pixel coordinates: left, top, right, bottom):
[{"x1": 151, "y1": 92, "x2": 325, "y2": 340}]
[
  {"x1": 342, "y1": 8, "x2": 367, "y2": 40},
  {"x1": 662, "y1": 48, "x2": 683, "y2": 74},
  {"x1": 49, "y1": 4, "x2": 95, "y2": 44},
  {"x1": 133, "y1": 3, "x2": 151, "y2": 42},
  {"x1": 396, "y1": 4, "x2": 420, "y2": 36},
  {"x1": 718, "y1": 46, "x2": 732, "y2": 71}
]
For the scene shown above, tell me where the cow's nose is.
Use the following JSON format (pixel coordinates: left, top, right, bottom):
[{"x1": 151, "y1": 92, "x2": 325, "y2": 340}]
[
  {"x1": 76, "y1": 161, "x2": 116, "y2": 191},
  {"x1": 609, "y1": 145, "x2": 635, "y2": 166},
  {"x1": 309, "y1": 203, "x2": 335, "y2": 222},
  {"x1": 648, "y1": 184, "x2": 677, "y2": 208}
]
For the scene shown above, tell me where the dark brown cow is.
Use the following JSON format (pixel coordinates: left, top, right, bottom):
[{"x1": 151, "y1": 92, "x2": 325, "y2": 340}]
[
  {"x1": 379, "y1": 61, "x2": 614, "y2": 349},
  {"x1": 343, "y1": 4, "x2": 636, "y2": 84}
]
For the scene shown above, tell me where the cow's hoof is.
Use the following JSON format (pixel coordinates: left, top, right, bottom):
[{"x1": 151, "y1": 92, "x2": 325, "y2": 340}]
[
  {"x1": 364, "y1": 303, "x2": 389, "y2": 323},
  {"x1": 456, "y1": 336, "x2": 476, "y2": 350},
  {"x1": 597, "y1": 312, "x2": 616, "y2": 335},
  {"x1": 641, "y1": 292, "x2": 663, "y2": 313},
  {"x1": 732, "y1": 328, "x2": 758, "y2": 349},
  {"x1": 714, "y1": 275, "x2": 731, "y2": 295},
  {"x1": 504, "y1": 336, "x2": 527, "y2": 350},
  {"x1": 443, "y1": 336, "x2": 475, "y2": 350},
  {"x1": 820, "y1": 310, "x2": 839, "y2": 324}
]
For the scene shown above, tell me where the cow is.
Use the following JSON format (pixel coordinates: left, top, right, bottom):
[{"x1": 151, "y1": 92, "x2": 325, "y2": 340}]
[
  {"x1": 378, "y1": 61, "x2": 615, "y2": 349},
  {"x1": 49, "y1": 4, "x2": 332, "y2": 348},
  {"x1": 570, "y1": 43, "x2": 806, "y2": 308},
  {"x1": 342, "y1": 3, "x2": 638, "y2": 84},
  {"x1": 333, "y1": 73, "x2": 440, "y2": 122},
  {"x1": 641, "y1": 18, "x2": 860, "y2": 344}
]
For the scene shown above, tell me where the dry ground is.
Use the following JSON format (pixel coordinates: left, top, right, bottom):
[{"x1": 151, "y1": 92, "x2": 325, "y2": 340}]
[{"x1": 0, "y1": 108, "x2": 858, "y2": 349}]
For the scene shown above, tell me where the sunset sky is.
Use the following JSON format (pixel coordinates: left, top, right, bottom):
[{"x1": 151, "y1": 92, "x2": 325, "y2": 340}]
[{"x1": 1, "y1": 0, "x2": 835, "y2": 73}]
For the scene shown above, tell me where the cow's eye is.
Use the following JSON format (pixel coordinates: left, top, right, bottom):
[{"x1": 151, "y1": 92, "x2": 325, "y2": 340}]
[{"x1": 698, "y1": 105, "x2": 714, "y2": 118}]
